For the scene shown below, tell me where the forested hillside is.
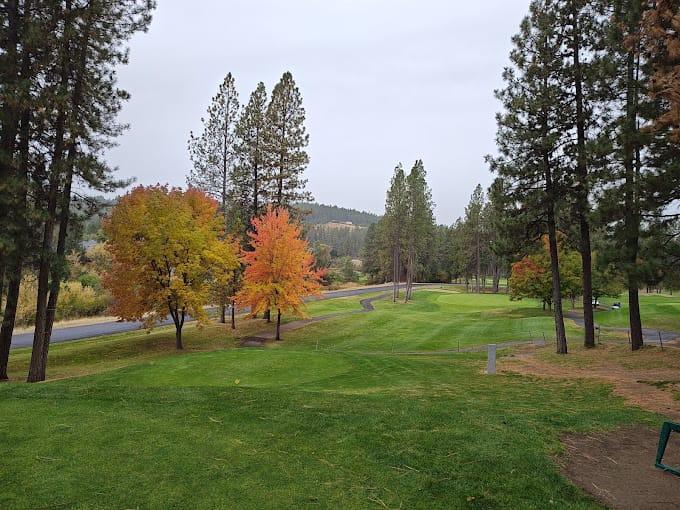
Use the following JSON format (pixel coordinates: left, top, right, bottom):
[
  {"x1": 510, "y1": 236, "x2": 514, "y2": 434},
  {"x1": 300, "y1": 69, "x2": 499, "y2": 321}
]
[{"x1": 299, "y1": 203, "x2": 380, "y2": 226}]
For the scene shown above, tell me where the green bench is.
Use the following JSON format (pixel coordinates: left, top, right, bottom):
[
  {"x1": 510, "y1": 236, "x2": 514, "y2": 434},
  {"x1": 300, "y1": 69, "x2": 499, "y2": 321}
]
[{"x1": 656, "y1": 421, "x2": 680, "y2": 476}]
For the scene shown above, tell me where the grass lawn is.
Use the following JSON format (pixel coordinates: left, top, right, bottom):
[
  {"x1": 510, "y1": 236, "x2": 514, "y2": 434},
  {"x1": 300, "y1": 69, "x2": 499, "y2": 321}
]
[
  {"x1": 595, "y1": 293, "x2": 680, "y2": 332},
  {"x1": 0, "y1": 289, "x2": 663, "y2": 509},
  {"x1": 287, "y1": 290, "x2": 582, "y2": 352}
]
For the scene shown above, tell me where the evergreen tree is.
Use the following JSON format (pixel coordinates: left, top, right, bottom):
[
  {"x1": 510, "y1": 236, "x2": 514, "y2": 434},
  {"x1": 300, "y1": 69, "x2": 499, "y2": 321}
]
[
  {"x1": 234, "y1": 82, "x2": 269, "y2": 224},
  {"x1": 187, "y1": 73, "x2": 241, "y2": 323},
  {"x1": 383, "y1": 164, "x2": 408, "y2": 301},
  {"x1": 403, "y1": 160, "x2": 434, "y2": 302},
  {"x1": 463, "y1": 185, "x2": 485, "y2": 293},
  {"x1": 265, "y1": 72, "x2": 312, "y2": 211},
  {"x1": 596, "y1": 0, "x2": 661, "y2": 350},
  {"x1": 558, "y1": 0, "x2": 608, "y2": 348},
  {"x1": 489, "y1": 0, "x2": 570, "y2": 354},
  {"x1": 187, "y1": 72, "x2": 241, "y2": 230},
  {"x1": 643, "y1": 1, "x2": 680, "y2": 143}
]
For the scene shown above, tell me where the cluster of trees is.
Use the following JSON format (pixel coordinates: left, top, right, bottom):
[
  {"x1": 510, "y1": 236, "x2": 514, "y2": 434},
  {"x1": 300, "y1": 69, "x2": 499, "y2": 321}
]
[
  {"x1": 363, "y1": 182, "x2": 511, "y2": 292},
  {"x1": 187, "y1": 71, "x2": 313, "y2": 321},
  {"x1": 187, "y1": 71, "x2": 311, "y2": 238},
  {"x1": 489, "y1": 0, "x2": 680, "y2": 353},
  {"x1": 509, "y1": 236, "x2": 623, "y2": 310},
  {"x1": 362, "y1": 161, "x2": 435, "y2": 301},
  {"x1": 0, "y1": 0, "x2": 155, "y2": 382},
  {"x1": 449, "y1": 185, "x2": 508, "y2": 293},
  {"x1": 104, "y1": 189, "x2": 321, "y2": 346}
]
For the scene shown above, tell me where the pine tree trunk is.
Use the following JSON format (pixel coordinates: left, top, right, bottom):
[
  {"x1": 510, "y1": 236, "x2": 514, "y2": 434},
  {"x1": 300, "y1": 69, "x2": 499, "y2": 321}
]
[
  {"x1": 275, "y1": 309, "x2": 281, "y2": 340},
  {"x1": 541, "y1": 81, "x2": 568, "y2": 354},
  {"x1": 28, "y1": 6, "x2": 83, "y2": 382},
  {"x1": 0, "y1": 262, "x2": 5, "y2": 314},
  {"x1": 0, "y1": 269, "x2": 21, "y2": 381},
  {"x1": 492, "y1": 263, "x2": 500, "y2": 293},
  {"x1": 476, "y1": 229, "x2": 481, "y2": 294},
  {"x1": 579, "y1": 220, "x2": 595, "y2": 348},
  {"x1": 623, "y1": 9, "x2": 644, "y2": 350}
]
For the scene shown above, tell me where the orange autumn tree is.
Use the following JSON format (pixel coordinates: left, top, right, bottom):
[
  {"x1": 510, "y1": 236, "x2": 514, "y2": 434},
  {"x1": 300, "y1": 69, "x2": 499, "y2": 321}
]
[
  {"x1": 104, "y1": 186, "x2": 239, "y2": 349},
  {"x1": 237, "y1": 206, "x2": 323, "y2": 340}
]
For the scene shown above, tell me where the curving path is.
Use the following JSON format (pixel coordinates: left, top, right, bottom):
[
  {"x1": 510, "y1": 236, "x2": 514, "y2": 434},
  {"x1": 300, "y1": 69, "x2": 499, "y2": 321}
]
[
  {"x1": 10, "y1": 284, "x2": 429, "y2": 349},
  {"x1": 240, "y1": 293, "x2": 389, "y2": 345}
]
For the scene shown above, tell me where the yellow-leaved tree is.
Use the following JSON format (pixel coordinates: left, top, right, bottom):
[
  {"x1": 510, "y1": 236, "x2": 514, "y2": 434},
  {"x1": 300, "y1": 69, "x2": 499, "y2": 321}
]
[
  {"x1": 237, "y1": 206, "x2": 323, "y2": 340},
  {"x1": 103, "y1": 186, "x2": 239, "y2": 349}
]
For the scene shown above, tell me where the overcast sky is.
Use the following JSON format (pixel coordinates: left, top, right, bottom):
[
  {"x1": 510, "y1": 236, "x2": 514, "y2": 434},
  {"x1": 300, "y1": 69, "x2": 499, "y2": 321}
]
[{"x1": 106, "y1": 0, "x2": 531, "y2": 224}]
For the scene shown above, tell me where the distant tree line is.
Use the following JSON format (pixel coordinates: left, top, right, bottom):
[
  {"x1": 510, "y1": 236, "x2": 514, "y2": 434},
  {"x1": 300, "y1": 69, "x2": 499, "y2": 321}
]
[
  {"x1": 0, "y1": 0, "x2": 155, "y2": 382},
  {"x1": 489, "y1": 0, "x2": 680, "y2": 353},
  {"x1": 298, "y1": 202, "x2": 380, "y2": 227},
  {"x1": 306, "y1": 225, "x2": 367, "y2": 258},
  {"x1": 362, "y1": 180, "x2": 513, "y2": 293}
]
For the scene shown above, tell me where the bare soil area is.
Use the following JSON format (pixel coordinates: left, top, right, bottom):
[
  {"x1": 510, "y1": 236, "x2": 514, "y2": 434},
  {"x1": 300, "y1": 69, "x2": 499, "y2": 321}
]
[{"x1": 559, "y1": 426, "x2": 680, "y2": 509}]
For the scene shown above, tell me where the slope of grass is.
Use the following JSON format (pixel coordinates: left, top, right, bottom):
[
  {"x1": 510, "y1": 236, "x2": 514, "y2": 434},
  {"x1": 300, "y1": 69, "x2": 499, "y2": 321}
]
[
  {"x1": 0, "y1": 348, "x2": 654, "y2": 509},
  {"x1": 286, "y1": 290, "x2": 578, "y2": 352}
]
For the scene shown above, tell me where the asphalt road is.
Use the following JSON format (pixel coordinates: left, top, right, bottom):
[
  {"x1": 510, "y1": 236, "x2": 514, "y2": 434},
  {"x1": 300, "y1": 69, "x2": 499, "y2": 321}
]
[{"x1": 11, "y1": 283, "x2": 428, "y2": 349}]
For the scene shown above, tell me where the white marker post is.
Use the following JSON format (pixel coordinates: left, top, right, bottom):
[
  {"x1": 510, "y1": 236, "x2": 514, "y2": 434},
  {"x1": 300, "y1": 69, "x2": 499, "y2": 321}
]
[{"x1": 487, "y1": 344, "x2": 497, "y2": 375}]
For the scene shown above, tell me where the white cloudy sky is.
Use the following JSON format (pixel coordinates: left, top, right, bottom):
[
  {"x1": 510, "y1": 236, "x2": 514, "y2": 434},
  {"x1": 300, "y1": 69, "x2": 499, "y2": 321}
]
[{"x1": 106, "y1": 0, "x2": 531, "y2": 224}]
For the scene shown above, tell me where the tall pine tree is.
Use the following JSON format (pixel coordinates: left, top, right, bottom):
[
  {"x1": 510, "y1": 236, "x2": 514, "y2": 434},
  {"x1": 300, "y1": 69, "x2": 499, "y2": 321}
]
[
  {"x1": 489, "y1": 0, "x2": 570, "y2": 354},
  {"x1": 187, "y1": 72, "x2": 241, "y2": 230},
  {"x1": 234, "y1": 82, "x2": 270, "y2": 225},
  {"x1": 383, "y1": 164, "x2": 407, "y2": 301},
  {"x1": 265, "y1": 71, "x2": 312, "y2": 211},
  {"x1": 403, "y1": 160, "x2": 434, "y2": 302}
]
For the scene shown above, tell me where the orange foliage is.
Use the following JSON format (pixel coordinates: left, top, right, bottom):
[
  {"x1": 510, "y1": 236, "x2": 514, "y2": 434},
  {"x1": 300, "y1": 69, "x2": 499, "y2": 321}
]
[{"x1": 237, "y1": 206, "x2": 323, "y2": 329}]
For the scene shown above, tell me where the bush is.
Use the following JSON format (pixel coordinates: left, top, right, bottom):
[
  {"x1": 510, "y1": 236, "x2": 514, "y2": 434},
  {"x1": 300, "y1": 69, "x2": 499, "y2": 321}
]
[
  {"x1": 78, "y1": 272, "x2": 102, "y2": 290},
  {"x1": 14, "y1": 277, "x2": 111, "y2": 326},
  {"x1": 56, "y1": 282, "x2": 110, "y2": 321}
]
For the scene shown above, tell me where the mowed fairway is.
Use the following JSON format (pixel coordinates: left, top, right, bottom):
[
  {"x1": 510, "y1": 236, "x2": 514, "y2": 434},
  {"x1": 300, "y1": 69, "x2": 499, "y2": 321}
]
[
  {"x1": 0, "y1": 289, "x2": 660, "y2": 509},
  {"x1": 289, "y1": 289, "x2": 580, "y2": 352}
]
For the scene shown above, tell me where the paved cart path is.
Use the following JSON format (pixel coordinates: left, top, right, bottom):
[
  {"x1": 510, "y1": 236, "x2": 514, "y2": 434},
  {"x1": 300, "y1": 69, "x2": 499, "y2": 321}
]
[{"x1": 10, "y1": 283, "x2": 429, "y2": 349}]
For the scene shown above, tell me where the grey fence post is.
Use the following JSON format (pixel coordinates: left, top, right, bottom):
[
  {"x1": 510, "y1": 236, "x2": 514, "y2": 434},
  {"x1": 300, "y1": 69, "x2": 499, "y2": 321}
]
[{"x1": 487, "y1": 344, "x2": 497, "y2": 375}]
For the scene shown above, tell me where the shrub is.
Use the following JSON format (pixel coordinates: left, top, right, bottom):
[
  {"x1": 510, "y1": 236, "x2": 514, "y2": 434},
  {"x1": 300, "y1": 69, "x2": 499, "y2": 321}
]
[
  {"x1": 14, "y1": 277, "x2": 111, "y2": 327},
  {"x1": 78, "y1": 272, "x2": 102, "y2": 290}
]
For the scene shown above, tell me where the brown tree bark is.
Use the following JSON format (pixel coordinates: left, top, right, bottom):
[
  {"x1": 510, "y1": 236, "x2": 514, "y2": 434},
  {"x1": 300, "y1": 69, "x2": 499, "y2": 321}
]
[
  {"x1": 0, "y1": 270, "x2": 21, "y2": 381},
  {"x1": 275, "y1": 308, "x2": 281, "y2": 340},
  {"x1": 623, "y1": 7, "x2": 644, "y2": 350}
]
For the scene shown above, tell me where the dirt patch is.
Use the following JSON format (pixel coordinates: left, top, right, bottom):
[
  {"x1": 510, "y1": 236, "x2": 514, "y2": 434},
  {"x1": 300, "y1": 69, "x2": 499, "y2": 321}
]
[
  {"x1": 559, "y1": 425, "x2": 680, "y2": 509},
  {"x1": 239, "y1": 337, "x2": 270, "y2": 347},
  {"x1": 501, "y1": 345, "x2": 680, "y2": 420}
]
